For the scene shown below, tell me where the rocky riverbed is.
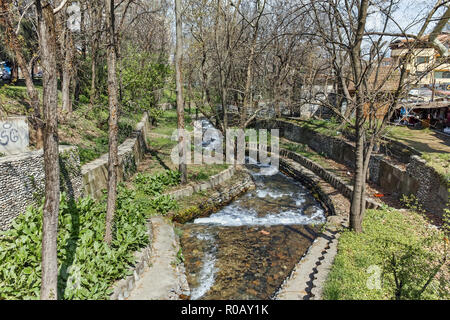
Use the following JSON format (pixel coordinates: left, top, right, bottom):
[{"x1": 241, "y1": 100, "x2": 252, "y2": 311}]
[{"x1": 179, "y1": 163, "x2": 326, "y2": 300}]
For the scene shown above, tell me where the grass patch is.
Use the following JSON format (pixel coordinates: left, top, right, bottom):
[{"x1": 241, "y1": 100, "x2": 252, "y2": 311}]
[
  {"x1": 280, "y1": 139, "x2": 354, "y2": 183},
  {"x1": 0, "y1": 83, "x2": 143, "y2": 165},
  {"x1": 0, "y1": 83, "x2": 44, "y2": 117},
  {"x1": 151, "y1": 109, "x2": 194, "y2": 136},
  {"x1": 145, "y1": 121, "x2": 229, "y2": 189},
  {"x1": 384, "y1": 125, "x2": 450, "y2": 183},
  {"x1": 59, "y1": 104, "x2": 143, "y2": 165},
  {"x1": 286, "y1": 118, "x2": 350, "y2": 137},
  {"x1": 421, "y1": 153, "x2": 450, "y2": 184},
  {"x1": 280, "y1": 140, "x2": 326, "y2": 164},
  {"x1": 323, "y1": 207, "x2": 449, "y2": 300}
]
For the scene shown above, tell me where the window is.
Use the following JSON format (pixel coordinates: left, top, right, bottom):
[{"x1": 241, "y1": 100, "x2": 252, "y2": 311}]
[
  {"x1": 434, "y1": 71, "x2": 450, "y2": 79},
  {"x1": 415, "y1": 71, "x2": 426, "y2": 78},
  {"x1": 416, "y1": 56, "x2": 429, "y2": 64}
]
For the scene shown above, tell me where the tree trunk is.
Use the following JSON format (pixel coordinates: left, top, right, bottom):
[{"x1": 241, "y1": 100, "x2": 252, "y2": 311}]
[
  {"x1": 350, "y1": 116, "x2": 364, "y2": 233},
  {"x1": 175, "y1": 0, "x2": 187, "y2": 184},
  {"x1": 188, "y1": 79, "x2": 192, "y2": 115},
  {"x1": 89, "y1": 2, "x2": 100, "y2": 108},
  {"x1": 104, "y1": 0, "x2": 119, "y2": 245},
  {"x1": 62, "y1": 30, "x2": 74, "y2": 113},
  {"x1": 221, "y1": 79, "x2": 228, "y2": 131},
  {"x1": 36, "y1": 0, "x2": 60, "y2": 300},
  {"x1": 348, "y1": 0, "x2": 369, "y2": 233},
  {"x1": 242, "y1": 42, "x2": 255, "y2": 126},
  {"x1": 90, "y1": 43, "x2": 98, "y2": 107}
]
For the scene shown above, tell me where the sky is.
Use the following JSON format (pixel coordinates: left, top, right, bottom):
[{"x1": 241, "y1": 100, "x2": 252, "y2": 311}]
[{"x1": 367, "y1": 0, "x2": 447, "y2": 35}]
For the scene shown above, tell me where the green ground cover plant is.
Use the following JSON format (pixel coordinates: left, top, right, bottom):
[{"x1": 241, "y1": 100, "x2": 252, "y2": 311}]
[
  {"x1": 323, "y1": 206, "x2": 449, "y2": 300},
  {"x1": 0, "y1": 170, "x2": 181, "y2": 300}
]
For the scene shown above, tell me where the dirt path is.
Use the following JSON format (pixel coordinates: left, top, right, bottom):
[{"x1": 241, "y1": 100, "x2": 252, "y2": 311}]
[{"x1": 127, "y1": 216, "x2": 189, "y2": 300}]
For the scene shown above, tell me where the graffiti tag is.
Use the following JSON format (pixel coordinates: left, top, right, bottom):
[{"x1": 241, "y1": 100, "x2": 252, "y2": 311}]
[{"x1": 0, "y1": 122, "x2": 20, "y2": 146}]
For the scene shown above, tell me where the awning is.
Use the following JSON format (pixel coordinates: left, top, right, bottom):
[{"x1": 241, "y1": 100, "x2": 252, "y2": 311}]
[{"x1": 400, "y1": 100, "x2": 449, "y2": 109}]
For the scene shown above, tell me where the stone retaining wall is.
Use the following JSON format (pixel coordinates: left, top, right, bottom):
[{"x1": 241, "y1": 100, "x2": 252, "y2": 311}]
[
  {"x1": 81, "y1": 113, "x2": 151, "y2": 199},
  {"x1": 171, "y1": 169, "x2": 254, "y2": 224},
  {"x1": 253, "y1": 119, "x2": 355, "y2": 167},
  {"x1": 0, "y1": 146, "x2": 82, "y2": 230},
  {"x1": 279, "y1": 149, "x2": 381, "y2": 210},
  {"x1": 367, "y1": 152, "x2": 447, "y2": 215},
  {"x1": 254, "y1": 119, "x2": 448, "y2": 216},
  {"x1": 167, "y1": 166, "x2": 235, "y2": 200},
  {"x1": 0, "y1": 113, "x2": 151, "y2": 230},
  {"x1": 407, "y1": 155, "x2": 449, "y2": 214},
  {"x1": 379, "y1": 136, "x2": 421, "y2": 163},
  {"x1": 275, "y1": 156, "x2": 348, "y2": 300},
  {"x1": 200, "y1": 170, "x2": 254, "y2": 211}
]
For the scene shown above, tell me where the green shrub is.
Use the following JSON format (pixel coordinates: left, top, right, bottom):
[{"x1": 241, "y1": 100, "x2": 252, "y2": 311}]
[
  {"x1": 78, "y1": 147, "x2": 101, "y2": 165},
  {"x1": 189, "y1": 171, "x2": 209, "y2": 181},
  {"x1": 121, "y1": 45, "x2": 171, "y2": 116},
  {"x1": 78, "y1": 95, "x2": 89, "y2": 104}
]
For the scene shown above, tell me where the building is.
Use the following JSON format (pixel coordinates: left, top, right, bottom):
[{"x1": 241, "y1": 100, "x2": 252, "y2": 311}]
[{"x1": 389, "y1": 33, "x2": 450, "y2": 88}]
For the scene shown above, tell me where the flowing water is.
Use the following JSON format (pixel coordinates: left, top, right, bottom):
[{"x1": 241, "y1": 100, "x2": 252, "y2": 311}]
[
  {"x1": 180, "y1": 161, "x2": 327, "y2": 300},
  {"x1": 179, "y1": 119, "x2": 326, "y2": 299}
]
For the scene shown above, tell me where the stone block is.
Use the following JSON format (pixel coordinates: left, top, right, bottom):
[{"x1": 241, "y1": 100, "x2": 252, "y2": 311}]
[{"x1": 0, "y1": 117, "x2": 29, "y2": 155}]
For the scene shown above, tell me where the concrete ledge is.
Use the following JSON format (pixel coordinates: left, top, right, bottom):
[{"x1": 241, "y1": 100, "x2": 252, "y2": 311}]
[
  {"x1": 280, "y1": 148, "x2": 381, "y2": 210},
  {"x1": 81, "y1": 113, "x2": 150, "y2": 200},
  {"x1": 167, "y1": 166, "x2": 235, "y2": 200},
  {"x1": 275, "y1": 157, "x2": 349, "y2": 300}
]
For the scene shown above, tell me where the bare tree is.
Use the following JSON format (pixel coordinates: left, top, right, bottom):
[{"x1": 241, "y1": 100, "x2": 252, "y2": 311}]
[
  {"x1": 104, "y1": 0, "x2": 120, "y2": 245},
  {"x1": 57, "y1": 10, "x2": 75, "y2": 113},
  {"x1": 175, "y1": 0, "x2": 188, "y2": 183},
  {"x1": 305, "y1": 0, "x2": 450, "y2": 232},
  {"x1": 87, "y1": 0, "x2": 104, "y2": 108},
  {"x1": 36, "y1": 0, "x2": 65, "y2": 299}
]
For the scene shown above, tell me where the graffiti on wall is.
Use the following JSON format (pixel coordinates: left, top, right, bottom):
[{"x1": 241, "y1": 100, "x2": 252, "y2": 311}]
[{"x1": 0, "y1": 117, "x2": 29, "y2": 155}]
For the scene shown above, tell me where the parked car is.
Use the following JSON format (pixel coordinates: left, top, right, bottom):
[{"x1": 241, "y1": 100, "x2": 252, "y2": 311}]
[
  {"x1": 0, "y1": 61, "x2": 12, "y2": 83},
  {"x1": 1, "y1": 71, "x2": 11, "y2": 83}
]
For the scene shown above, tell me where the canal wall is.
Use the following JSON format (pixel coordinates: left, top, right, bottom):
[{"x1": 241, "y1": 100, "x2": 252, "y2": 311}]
[
  {"x1": 167, "y1": 166, "x2": 236, "y2": 200},
  {"x1": 276, "y1": 151, "x2": 350, "y2": 300},
  {"x1": 81, "y1": 112, "x2": 151, "y2": 200},
  {"x1": 253, "y1": 119, "x2": 448, "y2": 217},
  {"x1": 171, "y1": 169, "x2": 255, "y2": 224},
  {"x1": 0, "y1": 146, "x2": 82, "y2": 231},
  {"x1": 280, "y1": 149, "x2": 381, "y2": 210}
]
